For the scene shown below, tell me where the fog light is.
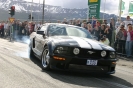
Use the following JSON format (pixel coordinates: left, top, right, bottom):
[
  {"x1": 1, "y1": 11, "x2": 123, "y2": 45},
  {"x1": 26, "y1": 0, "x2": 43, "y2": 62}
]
[
  {"x1": 112, "y1": 62, "x2": 116, "y2": 64},
  {"x1": 53, "y1": 56, "x2": 65, "y2": 60}
]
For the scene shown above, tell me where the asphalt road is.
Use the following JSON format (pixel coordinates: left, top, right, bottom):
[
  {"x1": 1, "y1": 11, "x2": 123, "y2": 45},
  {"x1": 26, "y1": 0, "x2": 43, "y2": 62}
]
[{"x1": 0, "y1": 38, "x2": 133, "y2": 88}]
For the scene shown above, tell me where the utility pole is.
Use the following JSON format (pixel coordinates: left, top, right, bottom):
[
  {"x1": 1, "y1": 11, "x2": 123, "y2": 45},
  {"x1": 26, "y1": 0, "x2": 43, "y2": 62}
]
[
  {"x1": 119, "y1": 0, "x2": 122, "y2": 21},
  {"x1": 31, "y1": 0, "x2": 33, "y2": 21},
  {"x1": 38, "y1": 0, "x2": 40, "y2": 22},
  {"x1": 42, "y1": 0, "x2": 45, "y2": 24},
  {"x1": 103, "y1": 0, "x2": 106, "y2": 20}
]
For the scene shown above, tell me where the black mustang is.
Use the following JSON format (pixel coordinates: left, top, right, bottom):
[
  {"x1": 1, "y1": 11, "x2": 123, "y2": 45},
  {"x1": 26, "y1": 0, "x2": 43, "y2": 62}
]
[{"x1": 29, "y1": 23, "x2": 117, "y2": 74}]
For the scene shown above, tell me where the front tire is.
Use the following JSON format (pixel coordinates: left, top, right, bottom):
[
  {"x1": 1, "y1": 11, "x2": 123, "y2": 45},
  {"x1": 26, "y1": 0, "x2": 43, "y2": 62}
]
[
  {"x1": 41, "y1": 46, "x2": 51, "y2": 70},
  {"x1": 29, "y1": 44, "x2": 34, "y2": 58}
]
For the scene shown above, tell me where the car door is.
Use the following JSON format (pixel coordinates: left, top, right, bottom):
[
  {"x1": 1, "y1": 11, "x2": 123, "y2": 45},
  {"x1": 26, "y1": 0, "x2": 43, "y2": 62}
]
[{"x1": 34, "y1": 25, "x2": 48, "y2": 57}]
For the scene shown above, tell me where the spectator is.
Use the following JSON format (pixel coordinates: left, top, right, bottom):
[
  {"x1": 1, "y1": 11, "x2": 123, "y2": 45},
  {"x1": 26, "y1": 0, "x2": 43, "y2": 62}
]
[
  {"x1": 100, "y1": 35, "x2": 110, "y2": 45},
  {"x1": 72, "y1": 18, "x2": 76, "y2": 25},
  {"x1": 123, "y1": 16, "x2": 133, "y2": 30},
  {"x1": 110, "y1": 18, "x2": 115, "y2": 30},
  {"x1": 76, "y1": 18, "x2": 81, "y2": 27},
  {"x1": 100, "y1": 24, "x2": 106, "y2": 38},
  {"x1": 115, "y1": 18, "x2": 121, "y2": 29},
  {"x1": 0, "y1": 21, "x2": 4, "y2": 38},
  {"x1": 102, "y1": 19, "x2": 108, "y2": 25},
  {"x1": 91, "y1": 22, "x2": 101, "y2": 41},
  {"x1": 83, "y1": 22, "x2": 88, "y2": 30},
  {"x1": 125, "y1": 24, "x2": 133, "y2": 58},
  {"x1": 91, "y1": 16, "x2": 97, "y2": 28},
  {"x1": 0, "y1": 22, "x2": 2, "y2": 37},
  {"x1": 4, "y1": 21, "x2": 9, "y2": 38},
  {"x1": 116, "y1": 25, "x2": 127, "y2": 56},
  {"x1": 87, "y1": 23, "x2": 92, "y2": 32},
  {"x1": 87, "y1": 18, "x2": 91, "y2": 24},
  {"x1": 62, "y1": 18, "x2": 68, "y2": 24},
  {"x1": 104, "y1": 24, "x2": 112, "y2": 45},
  {"x1": 69, "y1": 20, "x2": 73, "y2": 25},
  {"x1": 57, "y1": 20, "x2": 61, "y2": 23}
]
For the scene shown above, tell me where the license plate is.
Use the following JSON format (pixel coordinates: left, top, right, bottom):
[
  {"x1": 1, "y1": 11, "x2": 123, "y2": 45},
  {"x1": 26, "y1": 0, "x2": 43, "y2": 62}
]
[{"x1": 86, "y1": 60, "x2": 98, "y2": 65}]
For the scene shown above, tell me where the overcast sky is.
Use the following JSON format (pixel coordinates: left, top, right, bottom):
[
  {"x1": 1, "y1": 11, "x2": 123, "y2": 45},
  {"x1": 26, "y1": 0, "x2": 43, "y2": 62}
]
[{"x1": 24, "y1": 0, "x2": 130, "y2": 16}]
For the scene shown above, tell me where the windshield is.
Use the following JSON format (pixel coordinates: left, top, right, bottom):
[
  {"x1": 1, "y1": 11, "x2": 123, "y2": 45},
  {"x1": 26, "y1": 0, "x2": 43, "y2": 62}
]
[{"x1": 47, "y1": 24, "x2": 92, "y2": 39}]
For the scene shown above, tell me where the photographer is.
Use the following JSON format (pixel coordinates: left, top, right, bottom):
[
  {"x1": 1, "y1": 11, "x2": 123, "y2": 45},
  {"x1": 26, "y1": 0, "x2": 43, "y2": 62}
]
[{"x1": 99, "y1": 35, "x2": 110, "y2": 45}]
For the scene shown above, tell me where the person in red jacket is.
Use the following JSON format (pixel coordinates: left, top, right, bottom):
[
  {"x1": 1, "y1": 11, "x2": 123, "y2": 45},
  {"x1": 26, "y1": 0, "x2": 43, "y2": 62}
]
[
  {"x1": 0, "y1": 22, "x2": 1, "y2": 37},
  {"x1": 0, "y1": 21, "x2": 4, "y2": 37},
  {"x1": 125, "y1": 24, "x2": 133, "y2": 58}
]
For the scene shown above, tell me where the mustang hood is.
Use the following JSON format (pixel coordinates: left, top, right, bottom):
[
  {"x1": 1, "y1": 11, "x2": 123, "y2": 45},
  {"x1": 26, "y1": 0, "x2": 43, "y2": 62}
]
[{"x1": 50, "y1": 36, "x2": 115, "y2": 51}]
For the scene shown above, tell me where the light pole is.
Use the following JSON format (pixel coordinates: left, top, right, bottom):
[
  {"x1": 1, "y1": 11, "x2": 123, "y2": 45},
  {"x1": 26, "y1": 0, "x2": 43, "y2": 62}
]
[
  {"x1": 42, "y1": 0, "x2": 45, "y2": 24},
  {"x1": 31, "y1": 0, "x2": 33, "y2": 21},
  {"x1": 103, "y1": 0, "x2": 106, "y2": 20},
  {"x1": 119, "y1": 0, "x2": 122, "y2": 21},
  {"x1": 38, "y1": 0, "x2": 40, "y2": 22}
]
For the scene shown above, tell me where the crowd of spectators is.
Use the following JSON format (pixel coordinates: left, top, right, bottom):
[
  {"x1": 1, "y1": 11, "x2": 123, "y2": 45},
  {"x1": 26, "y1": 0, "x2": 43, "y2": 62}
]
[
  {"x1": 58, "y1": 16, "x2": 133, "y2": 58},
  {"x1": 0, "y1": 20, "x2": 42, "y2": 39},
  {"x1": 0, "y1": 16, "x2": 133, "y2": 58}
]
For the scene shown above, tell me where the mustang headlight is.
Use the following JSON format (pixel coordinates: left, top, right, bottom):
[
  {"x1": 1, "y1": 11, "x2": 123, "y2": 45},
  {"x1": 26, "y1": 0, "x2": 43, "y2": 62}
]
[
  {"x1": 110, "y1": 52, "x2": 116, "y2": 58},
  {"x1": 54, "y1": 46, "x2": 68, "y2": 54},
  {"x1": 73, "y1": 48, "x2": 80, "y2": 55},
  {"x1": 101, "y1": 51, "x2": 106, "y2": 57}
]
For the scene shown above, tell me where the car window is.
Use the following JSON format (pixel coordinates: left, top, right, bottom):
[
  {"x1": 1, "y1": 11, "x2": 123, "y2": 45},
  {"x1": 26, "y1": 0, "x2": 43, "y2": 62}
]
[
  {"x1": 47, "y1": 25, "x2": 67, "y2": 36},
  {"x1": 66, "y1": 27, "x2": 87, "y2": 38},
  {"x1": 47, "y1": 24, "x2": 92, "y2": 39}
]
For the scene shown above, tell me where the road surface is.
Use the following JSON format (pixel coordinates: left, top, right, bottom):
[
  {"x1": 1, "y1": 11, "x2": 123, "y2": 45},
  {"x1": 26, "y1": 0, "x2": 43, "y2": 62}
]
[{"x1": 0, "y1": 38, "x2": 133, "y2": 88}]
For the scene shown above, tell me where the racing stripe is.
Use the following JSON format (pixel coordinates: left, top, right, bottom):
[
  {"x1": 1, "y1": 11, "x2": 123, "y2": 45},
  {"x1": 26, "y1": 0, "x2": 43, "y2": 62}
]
[
  {"x1": 82, "y1": 38, "x2": 103, "y2": 50},
  {"x1": 69, "y1": 36, "x2": 92, "y2": 49}
]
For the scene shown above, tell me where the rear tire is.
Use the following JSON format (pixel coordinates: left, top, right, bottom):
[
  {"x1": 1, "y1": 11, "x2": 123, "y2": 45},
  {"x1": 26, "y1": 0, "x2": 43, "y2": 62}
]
[{"x1": 41, "y1": 46, "x2": 51, "y2": 70}]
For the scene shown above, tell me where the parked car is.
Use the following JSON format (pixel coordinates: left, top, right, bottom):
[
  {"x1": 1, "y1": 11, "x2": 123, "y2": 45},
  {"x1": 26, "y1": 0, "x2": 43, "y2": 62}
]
[{"x1": 29, "y1": 23, "x2": 117, "y2": 74}]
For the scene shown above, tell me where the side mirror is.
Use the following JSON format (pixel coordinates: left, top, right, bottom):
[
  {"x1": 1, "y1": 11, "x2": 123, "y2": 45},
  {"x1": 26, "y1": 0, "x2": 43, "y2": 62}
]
[
  {"x1": 92, "y1": 35, "x2": 98, "y2": 40},
  {"x1": 37, "y1": 31, "x2": 45, "y2": 35}
]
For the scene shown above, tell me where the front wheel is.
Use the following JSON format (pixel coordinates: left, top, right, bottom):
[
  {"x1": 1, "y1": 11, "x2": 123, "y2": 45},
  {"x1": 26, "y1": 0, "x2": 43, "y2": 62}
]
[
  {"x1": 41, "y1": 46, "x2": 51, "y2": 70},
  {"x1": 29, "y1": 45, "x2": 34, "y2": 58}
]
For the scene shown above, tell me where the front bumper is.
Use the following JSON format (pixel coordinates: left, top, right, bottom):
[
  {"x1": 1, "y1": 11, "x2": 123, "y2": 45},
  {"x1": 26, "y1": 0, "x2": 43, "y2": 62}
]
[{"x1": 50, "y1": 55, "x2": 117, "y2": 74}]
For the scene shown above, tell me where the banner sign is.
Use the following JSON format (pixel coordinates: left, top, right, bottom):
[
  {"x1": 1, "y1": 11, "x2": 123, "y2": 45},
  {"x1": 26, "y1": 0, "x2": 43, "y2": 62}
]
[
  {"x1": 128, "y1": 1, "x2": 133, "y2": 16},
  {"x1": 88, "y1": 0, "x2": 101, "y2": 19}
]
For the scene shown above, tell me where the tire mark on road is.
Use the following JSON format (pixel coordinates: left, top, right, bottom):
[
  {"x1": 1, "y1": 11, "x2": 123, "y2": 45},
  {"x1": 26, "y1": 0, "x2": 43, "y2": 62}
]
[{"x1": 0, "y1": 53, "x2": 74, "y2": 88}]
